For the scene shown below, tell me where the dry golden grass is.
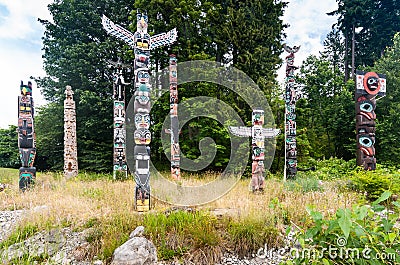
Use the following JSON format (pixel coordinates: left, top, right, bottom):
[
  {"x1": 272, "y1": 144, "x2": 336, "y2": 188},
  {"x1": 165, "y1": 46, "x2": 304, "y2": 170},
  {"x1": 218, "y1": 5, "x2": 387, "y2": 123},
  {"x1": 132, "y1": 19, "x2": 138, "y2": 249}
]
[
  {"x1": 0, "y1": 170, "x2": 358, "y2": 225},
  {"x1": 0, "y1": 169, "x2": 361, "y2": 263},
  {"x1": 0, "y1": 170, "x2": 359, "y2": 230}
]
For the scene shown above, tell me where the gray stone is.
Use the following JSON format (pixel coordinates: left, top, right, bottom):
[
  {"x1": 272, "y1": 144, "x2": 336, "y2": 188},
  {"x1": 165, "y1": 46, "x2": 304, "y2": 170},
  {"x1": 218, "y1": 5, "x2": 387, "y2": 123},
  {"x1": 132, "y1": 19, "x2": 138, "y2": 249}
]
[
  {"x1": 129, "y1": 226, "x2": 145, "y2": 238},
  {"x1": 111, "y1": 236, "x2": 157, "y2": 265}
]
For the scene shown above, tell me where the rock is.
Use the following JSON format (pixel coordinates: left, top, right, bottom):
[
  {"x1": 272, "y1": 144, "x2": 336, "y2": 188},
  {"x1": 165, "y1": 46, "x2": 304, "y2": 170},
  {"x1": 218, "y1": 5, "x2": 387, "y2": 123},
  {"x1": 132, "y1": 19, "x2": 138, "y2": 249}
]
[
  {"x1": 130, "y1": 226, "x2": 145, "y2": 238},
  {"x1": 0, "y1": 227, "x2": 94, "y2": 265},
  {"x1": 0, "y1": 210, "x2": 25, "y2": 242},
  {"x1": 111, "y1": 235, "x2": 157, "y2": 265}
]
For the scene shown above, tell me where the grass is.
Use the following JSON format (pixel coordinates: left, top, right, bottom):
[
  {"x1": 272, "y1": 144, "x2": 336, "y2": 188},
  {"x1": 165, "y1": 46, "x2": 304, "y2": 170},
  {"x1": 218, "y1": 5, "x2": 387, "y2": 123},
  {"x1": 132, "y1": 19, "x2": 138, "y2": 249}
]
[{"x1": 0, "y1": 168, "x2": 362, "y2": 264}]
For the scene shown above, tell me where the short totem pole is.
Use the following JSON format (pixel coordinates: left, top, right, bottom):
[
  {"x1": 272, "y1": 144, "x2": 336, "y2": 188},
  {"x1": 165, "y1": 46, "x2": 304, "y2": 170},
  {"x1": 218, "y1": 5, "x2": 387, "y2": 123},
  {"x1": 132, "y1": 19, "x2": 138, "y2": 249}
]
[
  {"x1": 229, "y1": 110, "x2": 280, "y2": 192},
  {"x1": 102, "y1": 11, "x2": 177, "y2": 211},
  {"x1": 283, "y1": 44, "x2": 300, "y2": 180},
  {"x1": 18, "y1": 81, "x2": 36, "y2": 190},
  {"x1": 355, "y1": 70, "x2": 386, "y2": 170},
  {"x1": 64, "y1": 86, "x2": 78, "y2": 178},
  {"x1": 111, "y1": 61, "x2": 130, "y2": 179},
  {"x1": 168, "y1": 55, "x2": 180, "y2": 180}
]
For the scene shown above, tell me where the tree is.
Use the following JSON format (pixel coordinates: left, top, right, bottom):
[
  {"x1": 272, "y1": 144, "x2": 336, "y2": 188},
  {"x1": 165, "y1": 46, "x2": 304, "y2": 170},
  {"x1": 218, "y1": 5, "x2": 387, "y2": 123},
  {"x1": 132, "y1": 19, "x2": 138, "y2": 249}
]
[
  {"x1": 372, "y1": 33, "x2": 400, "y2": 166},
  {"x1": 36, "y1": 0, "x2": 288, "y2": 172},
  {"x1": 0, "y1": 125, "x2": 19, "y2": 168},
  {"x1": 296, "y1": 55, "x2": 354, "y2": 161},
  {"x1": 328, "y1": 0, "x2": 400, "y2": 80},
  {"x1": 36, "y1": 0, "x2": 134, "y2": 172}
]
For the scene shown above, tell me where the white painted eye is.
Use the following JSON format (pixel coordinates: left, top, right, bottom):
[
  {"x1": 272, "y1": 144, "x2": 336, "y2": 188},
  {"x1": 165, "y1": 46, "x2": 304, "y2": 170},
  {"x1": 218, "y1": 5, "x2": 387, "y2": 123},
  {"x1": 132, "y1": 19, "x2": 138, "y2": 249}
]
[
  {"x1": 360, "y1": 101, "x2": 374, "y2": 112},
  {"x1": 359, "y1": 136, "x2": 374, "y2": 147}
]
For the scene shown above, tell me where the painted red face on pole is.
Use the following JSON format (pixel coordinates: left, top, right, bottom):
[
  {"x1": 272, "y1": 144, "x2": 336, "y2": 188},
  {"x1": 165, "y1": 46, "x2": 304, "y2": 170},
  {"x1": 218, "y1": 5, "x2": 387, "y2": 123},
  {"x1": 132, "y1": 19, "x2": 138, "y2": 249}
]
[{"x1": 363, "y1": 72, "x2": 381, "y2": 95}]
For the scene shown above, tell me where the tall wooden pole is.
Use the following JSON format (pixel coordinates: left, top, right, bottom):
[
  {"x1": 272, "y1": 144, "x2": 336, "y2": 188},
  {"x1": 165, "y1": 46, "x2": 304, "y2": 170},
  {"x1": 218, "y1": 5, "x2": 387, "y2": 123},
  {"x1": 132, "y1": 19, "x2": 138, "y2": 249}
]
[
  {"x1": 102, "y1": 11, "x2": 177, "y2": 211},
  {"x1": 64, "y1": 86, "x2": 78, "y2": 178},
  {"x1": 283, "y1": 44, "x2": 300, "y2": 180},
  {"x1": 18, "y1": 81, "x2": 36, "y2": 190}
]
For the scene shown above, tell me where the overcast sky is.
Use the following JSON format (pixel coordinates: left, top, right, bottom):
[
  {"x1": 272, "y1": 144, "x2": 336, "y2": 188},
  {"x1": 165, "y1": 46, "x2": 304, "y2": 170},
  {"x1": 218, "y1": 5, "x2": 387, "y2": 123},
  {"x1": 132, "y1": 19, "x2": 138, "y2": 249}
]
[{"x1": 0, "y1": 0, "x2": 338, "y2": 129}]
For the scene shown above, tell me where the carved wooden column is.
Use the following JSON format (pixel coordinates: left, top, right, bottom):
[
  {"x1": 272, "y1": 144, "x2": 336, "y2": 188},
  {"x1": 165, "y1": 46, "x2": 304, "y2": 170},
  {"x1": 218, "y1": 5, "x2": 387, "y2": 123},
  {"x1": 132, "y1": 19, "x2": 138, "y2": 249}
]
[{"x1": 64, "y1": 86, "x2": 78, "y2": 178}]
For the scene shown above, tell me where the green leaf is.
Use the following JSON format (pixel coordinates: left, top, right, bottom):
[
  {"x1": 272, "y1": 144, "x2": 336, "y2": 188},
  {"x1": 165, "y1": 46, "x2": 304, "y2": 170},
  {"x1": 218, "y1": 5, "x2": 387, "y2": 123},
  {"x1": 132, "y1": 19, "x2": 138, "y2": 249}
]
[
  {"x1": 322, "y1": 258, "x2": 330, "y2": 265},
  {"x1": 392, "y1": 201, "x2": 400, "y2": 208},
  {"x1": 356, "y1": 205, "x2": 369, "y2": 220},
  {"x1": 388, "y1": 233, "x2": 397, "y2": 243},
  {"x1": 338, "y1": 209, "x2": 351, "y2": 239},
  {"x1": 372, "y1": 191, "x2": 392, "y2": 205}
]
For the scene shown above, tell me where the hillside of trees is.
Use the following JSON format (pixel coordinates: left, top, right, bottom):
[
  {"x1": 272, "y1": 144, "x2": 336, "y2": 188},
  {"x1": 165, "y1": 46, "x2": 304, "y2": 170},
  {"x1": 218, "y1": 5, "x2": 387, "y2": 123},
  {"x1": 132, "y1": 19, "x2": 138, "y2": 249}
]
[{"x1": 1, "y1": 0, "x2": 400, "y2": 174}]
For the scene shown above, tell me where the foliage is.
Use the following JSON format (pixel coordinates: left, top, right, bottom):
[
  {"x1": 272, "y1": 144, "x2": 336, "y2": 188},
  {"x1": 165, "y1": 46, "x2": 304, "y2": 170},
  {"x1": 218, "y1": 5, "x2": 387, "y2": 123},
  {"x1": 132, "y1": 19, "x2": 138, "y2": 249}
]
[
  {"x1": 34, "y1": 103, "x2": 64, "y2": 170},
  {"x1": 349, "y1": 166, "x2": 400, "y2": 201},
  {"x1": 372, "y1": 32, "x2": 400, "y2": 168},
  {"x1": 0, "y1": 222, "x2": 39, "y2": 250},
  {"x1": 31, "y1": 0, "x2": 288, "y2": 173},
  {"x1": 287, "y1": 191, "x2": 400, "y2": 264},
  {"x1": 284, "y1": 176, "x2": 323, "y2": 193},
  {"x1": 299, "y1": 157, "x2": 357, "y2": 181},
  {"x1": 144, "y1": 210, "x2": 222, "y2": 262},
  {"x1": 328, "y1": 0, "x2": 400, "y2": 77},
  {"x1": 296, "y1": 55, "x2": 354, "y2": 162},
  {"x1": 35, "y1": 0, "x2": 135, "y2": 172},
  {"x1": 0, "y1": 126, "x2": 19, "y2": 169}
]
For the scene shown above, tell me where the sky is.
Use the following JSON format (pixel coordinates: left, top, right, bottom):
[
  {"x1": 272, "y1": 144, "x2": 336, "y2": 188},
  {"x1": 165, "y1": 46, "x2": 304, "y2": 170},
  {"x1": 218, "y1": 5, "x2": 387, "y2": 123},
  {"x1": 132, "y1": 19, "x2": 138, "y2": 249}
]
[{"x1": 0, "y1": 0, "x2": 338, "y2": 129}]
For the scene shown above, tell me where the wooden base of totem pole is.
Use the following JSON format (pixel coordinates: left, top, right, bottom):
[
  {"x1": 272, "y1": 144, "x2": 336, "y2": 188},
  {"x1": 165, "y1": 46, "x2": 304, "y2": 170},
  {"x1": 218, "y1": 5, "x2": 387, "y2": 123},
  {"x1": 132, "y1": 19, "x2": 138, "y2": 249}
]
[
  {"x1": 134, "y1": 186, "x2": 151, "y2": 212},
  {"x1": 19, "y1": 167, "x2": 35, "y2": 191}
]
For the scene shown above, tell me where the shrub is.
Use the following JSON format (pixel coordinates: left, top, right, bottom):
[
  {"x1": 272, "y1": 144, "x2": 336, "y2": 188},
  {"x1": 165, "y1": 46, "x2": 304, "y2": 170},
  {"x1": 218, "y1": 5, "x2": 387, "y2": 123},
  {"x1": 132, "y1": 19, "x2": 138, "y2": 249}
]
[
  {"x1": 284, "y1": 176, "x2": 323, "y2": 193},
  {"x1": 299, "y1": 157, "x2": 357, "y2": 180},
  {"x1": 285, "y1": 191, "x2": 400, "y2": 264},
  {"x1": 349, "y1": 166, "x2": 400, "y2": 201}
]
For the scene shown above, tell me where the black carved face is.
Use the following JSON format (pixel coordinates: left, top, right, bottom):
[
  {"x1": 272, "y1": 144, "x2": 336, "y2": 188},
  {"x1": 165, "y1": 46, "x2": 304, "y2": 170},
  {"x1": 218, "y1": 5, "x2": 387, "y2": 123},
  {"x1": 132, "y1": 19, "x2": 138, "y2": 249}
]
[{"x1": 366, "y1": 76, "x2": 379, "y2": 92}]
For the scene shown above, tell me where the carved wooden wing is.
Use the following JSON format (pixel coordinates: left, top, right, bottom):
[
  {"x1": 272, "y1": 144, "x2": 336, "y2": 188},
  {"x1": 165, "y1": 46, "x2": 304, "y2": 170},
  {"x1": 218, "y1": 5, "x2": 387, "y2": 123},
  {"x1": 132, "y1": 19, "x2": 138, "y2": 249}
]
[
  {"x1": 102, "y1": 15, "x2": 135, "y2": 48},
  {"x1": 263, "y1": 128, "x2": 281, "y2": 138},
  {"x1": 150, "y1": 28, "x2": 178, "y2": 49},
  {"x1": 228, "y1": 126, "x2": 252, "y2": 137}
]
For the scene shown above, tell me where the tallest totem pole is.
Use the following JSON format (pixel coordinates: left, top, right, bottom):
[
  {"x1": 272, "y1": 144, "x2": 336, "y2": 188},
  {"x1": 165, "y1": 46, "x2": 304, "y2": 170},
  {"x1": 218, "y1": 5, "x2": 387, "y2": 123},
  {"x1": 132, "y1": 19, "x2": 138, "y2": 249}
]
[
  {"x1": 102, "y1": 11, "x2": 177, "y2": 211},
  {"x1": 283, "y1": 44, "x2": 300, "y2": 180}
]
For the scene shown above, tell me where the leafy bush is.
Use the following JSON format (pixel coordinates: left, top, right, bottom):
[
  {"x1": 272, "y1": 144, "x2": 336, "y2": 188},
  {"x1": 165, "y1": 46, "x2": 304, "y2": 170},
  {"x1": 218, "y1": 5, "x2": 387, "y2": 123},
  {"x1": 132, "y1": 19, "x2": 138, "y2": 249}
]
[
  {"x1": 349, "y1": 166, "x2": 400, "y2": 201},
  {"x1": 299, "y1": 157, "x2": 357, "y2": 180},
  {"x1": 286, "y1": 191, "x2": 400, "y2": 264}
]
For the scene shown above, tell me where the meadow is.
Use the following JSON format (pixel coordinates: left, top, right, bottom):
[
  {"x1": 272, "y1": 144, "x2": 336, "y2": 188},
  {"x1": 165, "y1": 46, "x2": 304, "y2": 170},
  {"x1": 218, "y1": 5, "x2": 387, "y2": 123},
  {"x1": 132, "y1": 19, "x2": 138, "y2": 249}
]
[{"x1": 0, "y1": 161, "x2": 399, "y2": 264}]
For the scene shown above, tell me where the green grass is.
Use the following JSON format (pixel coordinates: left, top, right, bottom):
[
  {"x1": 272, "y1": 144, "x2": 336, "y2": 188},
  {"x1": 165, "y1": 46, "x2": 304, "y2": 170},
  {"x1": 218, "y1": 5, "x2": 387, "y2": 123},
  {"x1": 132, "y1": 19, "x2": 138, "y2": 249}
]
[{"x1": 0, "y1": 168, "x2": 18, "y2": 184}]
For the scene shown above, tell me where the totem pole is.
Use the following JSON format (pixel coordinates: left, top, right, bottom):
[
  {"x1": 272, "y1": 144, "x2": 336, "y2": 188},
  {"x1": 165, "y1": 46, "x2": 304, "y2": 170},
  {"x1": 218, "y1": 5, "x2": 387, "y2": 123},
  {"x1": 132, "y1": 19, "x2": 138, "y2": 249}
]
[
  {"x1": 283, "y1": 44, "x2": 300, "y2": 180},
  {"x1": 102, "y1": 11, "x2": 177, "y2": 211},
  {"x1": 355, "y1": 70, "x2": 386, "y2": 170},
  {"x1": 64, "y1": 86, "x2": 78, "y2": 178},
  {"x1": 18, "y1": 81, "x2": 36, "y2": 190},
  {"x1": 110, "y1": 61, "x2": 130, "y2": 179},
  {"x1": 229, "y1": 110, "x2": 280, "y2": 192},
  {"x1": 168, "y1": 55, "x2": 180, "y2": 180}
]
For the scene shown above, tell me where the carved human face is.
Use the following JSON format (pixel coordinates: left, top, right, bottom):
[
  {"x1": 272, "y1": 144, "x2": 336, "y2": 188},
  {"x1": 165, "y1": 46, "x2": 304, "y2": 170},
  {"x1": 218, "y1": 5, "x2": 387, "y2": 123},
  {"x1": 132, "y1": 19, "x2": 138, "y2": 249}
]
[{"x1": 366, "y1": 76, "x2": 379, "y2": 93}]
